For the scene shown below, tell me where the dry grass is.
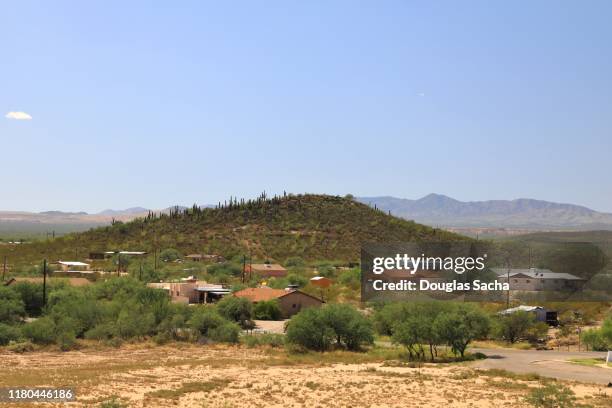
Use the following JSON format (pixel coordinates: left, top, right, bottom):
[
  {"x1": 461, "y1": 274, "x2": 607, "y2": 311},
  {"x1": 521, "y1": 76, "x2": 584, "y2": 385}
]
[{"x1": 1, "y1": 343, "x2": 610, "y2": 407}]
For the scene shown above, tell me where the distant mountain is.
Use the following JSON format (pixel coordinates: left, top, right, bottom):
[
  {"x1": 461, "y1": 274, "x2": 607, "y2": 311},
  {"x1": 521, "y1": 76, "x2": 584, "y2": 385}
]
[
  {"x1": 97, "y1": 207, "x2": 150, "y2": 216},
  {"x1": 356, "y1": 194, "x2": 612, "y2": 230}
]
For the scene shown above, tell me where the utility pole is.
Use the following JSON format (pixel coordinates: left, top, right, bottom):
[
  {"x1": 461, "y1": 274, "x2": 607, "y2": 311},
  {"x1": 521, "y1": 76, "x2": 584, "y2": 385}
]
[
  {"x1": 506, "y1": 261, "x2": 511, "y2": 309},
  {"x1": 242, "y1": 255, "x2": 246, "y2": 283},
  {"x1": 2, "y1": 256, "x2": 6, "y2": 282},
  {"x1": 42, "y1": 259, "x2": 47, "y2": 307}
]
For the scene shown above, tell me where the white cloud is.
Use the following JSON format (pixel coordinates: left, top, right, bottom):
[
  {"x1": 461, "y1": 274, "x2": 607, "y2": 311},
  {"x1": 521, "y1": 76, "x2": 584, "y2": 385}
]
[
  {"x1": 5, "y1": 111, "x2": 32, "y2": 120},
  {"x1": 417, "y1": 92, "x2": 426, "y2": 97}
]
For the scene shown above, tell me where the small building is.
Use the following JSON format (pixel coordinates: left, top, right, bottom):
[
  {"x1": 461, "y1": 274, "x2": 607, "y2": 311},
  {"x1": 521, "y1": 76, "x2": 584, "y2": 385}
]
[
  {"x1": 147, "y1": 279, "x2": 230, "y2": 304},
  {"x1": 4, "y1": 277, "x2": 92, "y2": 287},
  {"x1": 185, "y1": 254, "x2": 203, "y2": 262},
  {"x1": 57, "y1": 261, "x2": 91, "y2": 272},
  {"x1": 233, "y1": 287, "x2": 323, "y2": 318},
  {"x1": 246, "y1": 264, "x2": 288, "y2": 278},
  {"x1": 310, "y1": 276, "x2": 332, "y2": 288},
  {"x1": 499, "y1": 305, "x2": 558, "y2": 326},
  {"x1": 494, "y1": 268, "x2": 585, "y2": 291}
]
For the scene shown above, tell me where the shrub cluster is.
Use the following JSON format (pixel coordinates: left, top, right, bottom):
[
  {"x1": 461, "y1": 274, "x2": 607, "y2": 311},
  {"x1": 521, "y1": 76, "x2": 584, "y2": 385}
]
[
  {"x1": 286, "y1": 304, "x2": 373, "y2": 351},
  {"x1": 375, "y1": 302, "x2": 490, "y2": 360}
]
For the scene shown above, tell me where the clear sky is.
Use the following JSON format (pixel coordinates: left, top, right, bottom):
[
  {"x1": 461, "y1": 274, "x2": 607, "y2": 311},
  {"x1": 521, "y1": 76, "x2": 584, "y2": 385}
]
[{"x1": 2, "y1": 1, "x2": 611, "y2": 213}]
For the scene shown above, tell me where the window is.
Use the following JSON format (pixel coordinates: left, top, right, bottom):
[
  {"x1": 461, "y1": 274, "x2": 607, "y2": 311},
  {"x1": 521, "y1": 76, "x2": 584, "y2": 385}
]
[{"x1": 292, "y1": 304, "x2": 297, "y2": 308}]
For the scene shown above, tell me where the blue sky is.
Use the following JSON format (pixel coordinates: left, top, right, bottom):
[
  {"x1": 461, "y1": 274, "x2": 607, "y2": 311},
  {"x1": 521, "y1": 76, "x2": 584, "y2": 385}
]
[{"x1": 2, "y1": 1, "x2": 611, "y2": 213}]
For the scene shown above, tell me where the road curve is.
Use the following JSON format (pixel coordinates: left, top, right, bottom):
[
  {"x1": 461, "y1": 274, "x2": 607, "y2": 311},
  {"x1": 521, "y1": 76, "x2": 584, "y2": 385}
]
[{"x1": 470, "y1": 347, "x2": 611, "y2": 385}]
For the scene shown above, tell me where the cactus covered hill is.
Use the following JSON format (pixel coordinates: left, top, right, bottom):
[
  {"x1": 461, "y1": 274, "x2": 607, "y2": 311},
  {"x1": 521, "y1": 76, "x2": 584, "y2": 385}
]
[{"x1": 5, "y1": 194, "x2": 463, "y2": 266}]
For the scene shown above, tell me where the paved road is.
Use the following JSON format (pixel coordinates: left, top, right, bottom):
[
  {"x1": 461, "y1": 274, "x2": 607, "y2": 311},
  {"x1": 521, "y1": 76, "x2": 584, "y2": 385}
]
[{"x1": 470, "y1": 348, "x2": 612, "y2": 385}]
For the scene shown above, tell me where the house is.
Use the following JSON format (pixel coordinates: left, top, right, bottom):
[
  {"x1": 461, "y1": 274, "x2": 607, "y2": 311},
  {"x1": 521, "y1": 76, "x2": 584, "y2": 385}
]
[
  {"x1": 185, "y1": 254, "x2": 225, "y2": 263},
  {"x1": 147, "y1": 278, "x2": 231, "y2": 304},
  {"x1": 4, "y1": 277, "x2": 92, "y2": 287},
  {"x1": 185, "y1": 254, "x2": 203, "y2": 262},
  {"x1": 499, "y1": 305, "x2": 558, "y2": 326},
  {"x1": 233, "y1": 287, "x2": 323, "y2": 318},
  {"x1": 310, "y1": 276, "x2": 332, "y2": 288},
  {"x1": 57, "y1": 261, "x2": 91, "y2": 272},
  {"x1": 246, "y1": 264, "x2": 288, "y2": 278},
  {"x1": 494, "y1": 268, "x2": 585, "y2": 291}
]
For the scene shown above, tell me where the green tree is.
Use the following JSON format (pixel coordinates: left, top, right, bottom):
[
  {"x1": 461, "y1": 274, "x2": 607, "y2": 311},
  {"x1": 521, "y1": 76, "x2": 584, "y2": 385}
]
[
  {"x1": 286, "y1": 308, "x2": 334, "y2": 351},
  {"x1": 434, "y1": 304, "x2": 490, "y2": 358},
  {"x1": 253, "y1": 300, "x2": 282, "y2": 320},
  {"x1": 0, "y1": 286, "x2": 26, "y2": 324},
  {"x1": 494, "y1": 311, "x2": 535, "y2": 343},
  {"x1": 321, "y1": 303, "x2": 373, "y2": 351},
  {"x1": 217, "y1": 296, "x2": 252, "y2": 327}
]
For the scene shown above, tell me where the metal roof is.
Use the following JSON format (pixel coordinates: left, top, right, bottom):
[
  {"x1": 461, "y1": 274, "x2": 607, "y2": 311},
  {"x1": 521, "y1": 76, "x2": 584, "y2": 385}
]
[{"x1": 493, "y1": 268, "x2": 584, "y2": 281}]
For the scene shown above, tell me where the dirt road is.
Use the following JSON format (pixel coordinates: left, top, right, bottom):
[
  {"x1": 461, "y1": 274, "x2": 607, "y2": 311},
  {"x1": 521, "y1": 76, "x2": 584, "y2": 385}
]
[{"x1": 472, "y1": 348, "x2": 611, "y2": 385}]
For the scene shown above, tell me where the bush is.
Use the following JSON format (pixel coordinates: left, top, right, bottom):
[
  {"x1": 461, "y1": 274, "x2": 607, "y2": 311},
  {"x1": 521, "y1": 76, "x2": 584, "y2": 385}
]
[
  {"x1": 188, "y1": 307, "x2": 227, "y2": 338},
  {"x1": 321, "y1": 303, "x2": 373, "y2": 350},
  {"x1": 581, "y1": 328, "x2": 609, "y2": 351},
  {"x1": 494, "y1": 311, "x2": 535, "y2": 343},
  {"x1": 525, "y1": 383, "x2": 576, "y2": 407},
  {"x1": 253, "y1": 300, "x2": 282, "y2": 320},
  {"x1": 12, "y1": 281, "x2": 45, "y2": 316},
  {"x1": 286, "y1": 308, "x2": 334, "y2": 351},
  {"x1": 85, "y1": 322, "x2": 118, "y2": 340},
  {"x1": 0, "y1": 286, "x2": 26, "y2": 324},
  {"x1": 159, "y1": 248, "x2": 182, "y2": 262},
  {"x1": 7, "y1": 340, "x2": 35, "y2": 353},
  {"x1": 286, "y1": 304, "x2": 373, "y2": 351},
  {"x1": 433, "y1": 303, "x2": 490, "y2": 359},
  {"x1": 0, "y1": 323, "x2": 21, "y2": 345},
  {"x1": 208, "y1": 322, "x2": 240, "y2": 343},
  {"x1": 22, "y1": 317, "x2": 56, "y2": 345},
  {"x1": 217, "y1": 296, "x2": 252, "y2": 327},
  {"x1": 242, "y1": 333, "x2": 285, "y2": 348}
]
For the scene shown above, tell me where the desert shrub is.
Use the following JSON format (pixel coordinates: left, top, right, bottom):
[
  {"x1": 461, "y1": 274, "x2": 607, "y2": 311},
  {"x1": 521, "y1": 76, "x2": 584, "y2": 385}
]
[
  {"x1": 286, "y1": 308, "x2": 334, "y2": 351},
  {"x1": 115, "y1": 307, "x2": 156, "y2": 339},
  {"x1": 217, "y1": 296, "x2": 252, "y2": 327},
  {"x1": 433, "y1": 303, "x2": 490, "y2": 358},
  {"x1": 159, "y1": 248, "x2": 182, "y2": 262},
  {"x1": 99, "y1": 397, "x2": 127, "y2": 408},
  {"x1": 494, "y1": 311, "x2": 536, "y2": 343},
  {"x1": 321, "y1": 303, "x2": 373, "y2": 350},
  {"x1": 152, "y1": 331, "x2": 172, "y2": 345},
  {"x1": 0, "y1": 323, "x2": 21, "y2": 345},
  {"x1": 0, "y1": 286, "x2": 26, "y2": 324},
  {"x1": 7, "y1": 340, "x2": 35, "y2": 353},
  {"x1": 285, "y1": 257, "x2": 306, "y2": 267},
  {"x1": 525, "y1": 383, "x2": 576, "y2": 407},
  {"x1": 56, "y1": 330, "x2": 77, "y2": 351},
  {"x1": 85, "y1": 322, "x2": 118, "y2": 340},
  {"x1": 253, "y1": 300, "x2": 282, "y2": 320},
  {"x1": 524, "y1": 322, "x2": 549, "y2": 343},
  {"x1": 242, "y1": 333, "x2": 285, "y2": 348},
  {"x1": 188, "y1": 307, "x2": 227, "y2": 338},
  {"x1": 22, "y1": 316, "x2": 56, "y2": 345},
  {"x1": 581, "y1": 328, "x2": 609, "y2": 351},
  {"x1": 286, "y1": 304, "x2": 373, "y2": 351},
  {"x1": 11, "y1": 281, "x2": 45, "y2": 316},
  {"x1": 338, "y1": 268, "x2": 360, "y2": 289},
  {"x1": 208, "y1": 262, "x2": 242, "y2": 277},
  {"x1": 208, "y1": 322, "x2": 240, "y2": 343}
]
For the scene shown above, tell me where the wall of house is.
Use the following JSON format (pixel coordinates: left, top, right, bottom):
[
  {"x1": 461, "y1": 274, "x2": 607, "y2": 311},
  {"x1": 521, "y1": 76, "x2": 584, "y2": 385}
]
[{"x1": 277, "y1": 292, "x2": 322, "y2": 318}]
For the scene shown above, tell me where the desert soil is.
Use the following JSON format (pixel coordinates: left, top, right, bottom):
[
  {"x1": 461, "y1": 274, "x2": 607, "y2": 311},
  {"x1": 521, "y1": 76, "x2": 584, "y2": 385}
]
[{"x1": 0, "y1": 344, "x2": 610, "y2": 408}]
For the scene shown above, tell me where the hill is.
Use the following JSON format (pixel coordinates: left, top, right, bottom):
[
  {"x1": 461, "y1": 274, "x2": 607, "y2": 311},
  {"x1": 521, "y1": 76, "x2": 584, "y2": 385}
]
[
  {"x1": 357, "y1": 194, "x2": 612, "y2": 230},
  {"x1": 3, "y1": 194, "x2": 462, "y2": 266}
]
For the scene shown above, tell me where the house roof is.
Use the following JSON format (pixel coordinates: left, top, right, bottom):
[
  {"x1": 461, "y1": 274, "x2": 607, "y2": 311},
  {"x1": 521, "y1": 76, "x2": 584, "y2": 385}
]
[
  {"x1": 185, "y1": 254, "x2": 203, "y2": 258},
  {"x1": 499, "y1": 305, "x2": 545, "y2": 315},
  {"x1": 233, "y1": 287, "x2": 289, "y2": 302},
  {"x1": 58, "y1": 261, "x2": 90, "y2": 266},
  {"x1": 249, "y1": 264, "x2": 287, "y2": 271},
  {"x1": 4, "y1": 277, "x2": 92, "y2": 287},
  {"x1": 493, "y1": 268, "x2": 584, "y2": 281},
  {"x1": 233, "y1": 287, "x2": 324, "y2": 303}
]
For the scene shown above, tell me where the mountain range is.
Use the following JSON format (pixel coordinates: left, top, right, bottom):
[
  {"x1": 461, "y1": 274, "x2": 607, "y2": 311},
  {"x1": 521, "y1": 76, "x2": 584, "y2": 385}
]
[{"x1": 356, "y1": 194, "x2": 612, "y2": 230}]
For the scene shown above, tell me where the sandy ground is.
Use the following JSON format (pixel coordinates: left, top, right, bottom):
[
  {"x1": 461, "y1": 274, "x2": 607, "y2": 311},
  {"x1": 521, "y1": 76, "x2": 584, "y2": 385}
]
[{"x1": 1, "y1": 344, "x2": 611, "y2": 408}]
